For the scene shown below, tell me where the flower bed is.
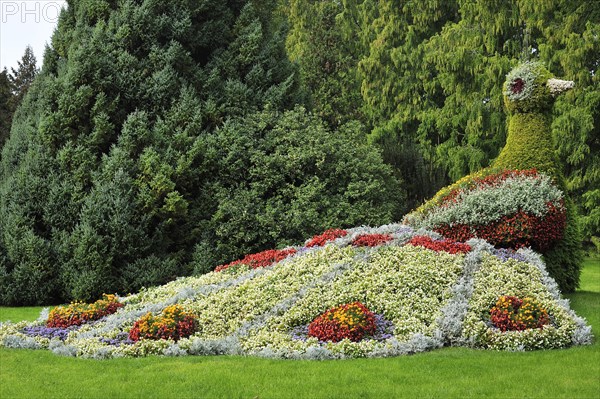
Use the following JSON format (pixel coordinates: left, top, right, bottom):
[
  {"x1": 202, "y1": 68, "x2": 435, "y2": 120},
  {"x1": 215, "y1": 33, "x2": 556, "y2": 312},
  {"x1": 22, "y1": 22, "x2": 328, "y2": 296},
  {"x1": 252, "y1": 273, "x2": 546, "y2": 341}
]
[
  {"x1": 404, "y1": 169, "x2": 566, "y2": 251},
  {"x1": 215, "y1": 248, "x2": 297, "y2": 272},
  {"x1": 292, "y1": 311, "x2": 394, "y2": 344},
  {"x1": 461, "y1": 252, "x2": 585, "y2": 350},
  {"x1": 440, "y1": 169, "x2": 541, "y2": 206},
  {"x1": 0, "y1": 224, "x2": 591, "y2": 359},
  {"x1": 129, "y1": 304, "x2": 198, "y2": 342},
  {"x1": 239, "y1": 244, "x2": 466, "y2": 357},
  {"x1": 490, "y1": 296, "x2": 550, "y2": 332},
  {"x1": 305, "y1": 228, "x2": 348, "y2": 247},
  {"x1": 491, "y1": 248, "x2": 528, "y2": 263},
  {"x1": 22, "y1": 325, "x2": 79, "y2": 341},
  {"x1": 307, "y1": 302, "x2": 376, "y2": 342},
  {"x1": 434, "y1": 201, "x2": 565, "y2": 251},
  {"x1": 407, "y1": 235, "x2": 471, "y2": 254},
  {"x1": 46, "y1": 294, "x2": 124, "y2": 328},
  {"x1": 184, "y1": 245, "x2": 358, "y2": 339},
  {"x1": 352, "y1": 233, "x2": 393, "y2": 247}
]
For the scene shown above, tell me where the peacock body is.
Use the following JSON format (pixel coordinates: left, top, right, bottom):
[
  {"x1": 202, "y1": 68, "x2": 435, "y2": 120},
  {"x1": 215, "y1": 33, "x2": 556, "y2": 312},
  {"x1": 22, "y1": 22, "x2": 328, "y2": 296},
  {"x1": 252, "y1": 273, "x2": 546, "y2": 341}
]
[{"x1": 405, "y1": 61, "x2": 583, "y2": 292}]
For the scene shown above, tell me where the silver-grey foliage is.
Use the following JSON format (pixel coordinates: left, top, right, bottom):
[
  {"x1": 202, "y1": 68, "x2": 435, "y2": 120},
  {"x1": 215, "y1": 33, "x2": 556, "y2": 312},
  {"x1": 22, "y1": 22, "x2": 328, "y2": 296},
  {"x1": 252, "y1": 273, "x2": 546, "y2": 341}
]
[{"x1": 436, "y1": 238, "x2": 492, "y2": 344}]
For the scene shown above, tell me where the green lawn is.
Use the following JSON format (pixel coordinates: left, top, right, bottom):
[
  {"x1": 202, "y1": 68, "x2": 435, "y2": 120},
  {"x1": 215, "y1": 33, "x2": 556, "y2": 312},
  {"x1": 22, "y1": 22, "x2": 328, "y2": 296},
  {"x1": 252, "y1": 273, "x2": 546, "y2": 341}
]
[{"x1": 1, "y1": 259, "x2": 599, "y2": 399}]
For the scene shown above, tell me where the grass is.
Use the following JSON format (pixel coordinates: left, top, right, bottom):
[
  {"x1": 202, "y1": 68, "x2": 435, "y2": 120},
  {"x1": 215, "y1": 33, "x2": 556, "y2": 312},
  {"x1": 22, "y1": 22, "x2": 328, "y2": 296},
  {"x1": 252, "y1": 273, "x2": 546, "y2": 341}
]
[{"x1": 1, "y1": 259, "x2": 599, "y2": 399}]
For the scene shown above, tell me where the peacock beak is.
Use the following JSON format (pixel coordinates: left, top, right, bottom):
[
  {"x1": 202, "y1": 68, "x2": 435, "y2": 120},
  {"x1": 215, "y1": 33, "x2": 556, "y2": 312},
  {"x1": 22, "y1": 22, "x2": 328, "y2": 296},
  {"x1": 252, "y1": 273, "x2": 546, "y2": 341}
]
[{"x1": 547, "y1": 78, "x2": 575, "y2": 96}]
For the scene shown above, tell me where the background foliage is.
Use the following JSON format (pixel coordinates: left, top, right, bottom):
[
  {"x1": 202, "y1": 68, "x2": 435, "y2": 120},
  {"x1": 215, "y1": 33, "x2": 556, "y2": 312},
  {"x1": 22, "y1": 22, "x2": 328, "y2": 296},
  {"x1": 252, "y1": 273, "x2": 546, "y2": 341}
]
[{"x1": 286, "y1": 0, "x2": 598, "y2": 239}]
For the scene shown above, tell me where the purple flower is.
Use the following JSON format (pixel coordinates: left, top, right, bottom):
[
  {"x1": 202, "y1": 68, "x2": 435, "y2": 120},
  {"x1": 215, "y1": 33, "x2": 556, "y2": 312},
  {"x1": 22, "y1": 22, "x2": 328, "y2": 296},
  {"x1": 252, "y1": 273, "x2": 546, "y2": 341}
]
[
  {"x1": 22, "y1": 325, "x2": 79, "y2": 341},
  {"x1": 291, "y1": 325, "x2": 310, "y2": 342},
  {"x1": 492, "y1": 248, "x2": 528, "y2": 263},
  {"x1": 99, "y1": 332, "x2": 134, "y2": 346},
  {"x1": 369, "y1": 314, "x2": 395, "y2": 341},
  {"x1": 395, "y1": 227, "x2": 414, "y2": 235}
]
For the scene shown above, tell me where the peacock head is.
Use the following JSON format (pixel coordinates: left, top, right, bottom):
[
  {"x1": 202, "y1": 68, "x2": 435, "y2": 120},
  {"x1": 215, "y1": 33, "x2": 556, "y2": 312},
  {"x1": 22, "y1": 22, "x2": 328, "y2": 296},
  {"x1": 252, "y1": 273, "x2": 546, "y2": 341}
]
[{"x1": 503, "y1": 61, "x2": 574, "y2": 114}]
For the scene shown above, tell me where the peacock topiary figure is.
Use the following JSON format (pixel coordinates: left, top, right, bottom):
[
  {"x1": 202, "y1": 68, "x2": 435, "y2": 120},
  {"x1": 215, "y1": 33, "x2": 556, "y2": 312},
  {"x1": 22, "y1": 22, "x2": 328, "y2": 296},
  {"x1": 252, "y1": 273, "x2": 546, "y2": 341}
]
[
  {"x1": 0, "y1": 63, "x2": 592, "y2": 360},
  {"x1": 404, "y1": 61, "x2": 583, "y2": 292}
]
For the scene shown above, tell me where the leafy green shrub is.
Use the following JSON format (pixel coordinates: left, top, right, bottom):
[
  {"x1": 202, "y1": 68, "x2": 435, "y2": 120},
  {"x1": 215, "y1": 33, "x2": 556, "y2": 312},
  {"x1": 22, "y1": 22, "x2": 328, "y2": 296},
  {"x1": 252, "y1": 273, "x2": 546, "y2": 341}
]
[
  {"x1": 204, "y1": 107, "x2": 401, "y2": 264},
  {"x1": 543, "y1": 201, "x2": 584, "y2": 292}
]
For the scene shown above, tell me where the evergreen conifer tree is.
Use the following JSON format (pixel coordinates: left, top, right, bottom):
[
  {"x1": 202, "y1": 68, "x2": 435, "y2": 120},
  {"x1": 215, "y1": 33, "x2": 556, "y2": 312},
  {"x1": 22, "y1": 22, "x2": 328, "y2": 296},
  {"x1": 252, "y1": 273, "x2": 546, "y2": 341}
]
[
  {"x1": 286, "y1": 0, "x2": 365, "y2": 128},
  {"x1": 0, "y1": 0, "x2": 398, "y2": 304},
  {"x1": 8, "y1": 46, "x2": 38, "y2": 108}
]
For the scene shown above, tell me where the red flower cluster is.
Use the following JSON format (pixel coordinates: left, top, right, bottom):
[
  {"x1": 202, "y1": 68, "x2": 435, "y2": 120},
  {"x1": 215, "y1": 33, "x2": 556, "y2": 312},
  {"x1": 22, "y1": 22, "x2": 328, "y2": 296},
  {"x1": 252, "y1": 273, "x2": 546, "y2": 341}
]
[
  {"x1": 434, "y1": 201, "x2": 565, "y2": 251},
  {"x1": 215, "y1": 248, "x2": 297, "y2": 272},
  {"x1": 308, "y1": 302, "x2": 376, "y2": 343},
  {"x1": 128, "y1": 304, "x2": 198, "y2": 342},
  {"x1": 407, "y1": 235, "x2": 471, "y2": 254},
  {"x1": 442, "y1": 169, "x2": 540, "y2": 206},
  {"x1": 305, "y1": 229, "x2": 348, "y2": 248},
  {"x1": 352, "y1": 233, "x2": 393, "y2": 247},
  {"x1": 490, "y1": 296, "x2": 550, "y2": 332},
  {"x1": 47, "y1": 294, "x2": 124, "y2": 328}
]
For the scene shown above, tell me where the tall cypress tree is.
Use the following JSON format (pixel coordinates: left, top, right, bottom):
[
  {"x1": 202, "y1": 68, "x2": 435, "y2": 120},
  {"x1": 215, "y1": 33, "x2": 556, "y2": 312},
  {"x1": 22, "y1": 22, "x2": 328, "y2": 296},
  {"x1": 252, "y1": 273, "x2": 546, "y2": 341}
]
[
  {"x1": 319, "y1": 0, "x2": 598, "y2": 217},
  {"x1": 286, "y1": 0, "x2": 366, "y2": 128},
  {"x1": 8, "y1": 46, "x2": 38, "y2": 108}
]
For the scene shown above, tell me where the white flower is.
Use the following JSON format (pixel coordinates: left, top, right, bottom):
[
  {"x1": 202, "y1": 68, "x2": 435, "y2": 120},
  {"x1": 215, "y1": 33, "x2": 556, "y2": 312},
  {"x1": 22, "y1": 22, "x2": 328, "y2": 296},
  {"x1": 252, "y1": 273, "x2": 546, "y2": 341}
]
[{"x1": 547, "y1": 78, "x2": 575, "y2": 96}]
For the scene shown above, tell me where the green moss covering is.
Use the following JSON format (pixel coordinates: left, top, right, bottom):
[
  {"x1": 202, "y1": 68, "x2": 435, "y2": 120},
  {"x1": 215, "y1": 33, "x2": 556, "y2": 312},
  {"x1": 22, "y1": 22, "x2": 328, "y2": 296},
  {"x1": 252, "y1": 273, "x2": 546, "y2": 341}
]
[
  {"x1": 496, "y1": 63, "x2": 583, "y2": 292},
  {"x1": 494, "y1": 113, "x2": 559, "y2": 178},
  {"x1": 543, "y1": 198, "x2": 584, "y2": 292}
]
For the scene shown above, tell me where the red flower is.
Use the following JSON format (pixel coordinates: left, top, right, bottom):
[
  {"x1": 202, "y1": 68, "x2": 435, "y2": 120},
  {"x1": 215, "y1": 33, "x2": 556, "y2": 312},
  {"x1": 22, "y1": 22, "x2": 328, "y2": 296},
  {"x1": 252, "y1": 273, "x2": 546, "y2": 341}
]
[
  {"x1": 407, "y1": 235, "x2": 471, "y2": 254},
  {"x1": 308, "y1": 302, "x2": 376, "y2": 343},
  {"x1": 352, "y1": 233, "x2": 393, "y2": 247},
  {"x1": 215, "y1": 248, "x2": 297, "y2": 272},
  {"x1": 305, "y1": 229, "x2": 348, "y2": 248},
  {"x1": 490, "y1": 296, "x2": 550, "y2": 332}
]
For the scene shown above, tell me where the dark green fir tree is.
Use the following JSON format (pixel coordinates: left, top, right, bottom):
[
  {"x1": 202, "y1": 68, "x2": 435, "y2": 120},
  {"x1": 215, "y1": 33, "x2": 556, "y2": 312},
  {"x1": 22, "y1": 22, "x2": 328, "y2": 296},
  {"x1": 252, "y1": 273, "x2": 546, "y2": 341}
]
[{"x1": 8, "y1": 45, "x2": 38, "y2": 108}]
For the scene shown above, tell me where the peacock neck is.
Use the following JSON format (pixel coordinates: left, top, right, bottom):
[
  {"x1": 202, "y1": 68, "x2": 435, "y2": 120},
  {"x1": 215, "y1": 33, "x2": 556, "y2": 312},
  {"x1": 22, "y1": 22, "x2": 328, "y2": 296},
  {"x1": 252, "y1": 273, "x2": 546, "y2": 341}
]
[{"x1": 494, "y1": 112, "x2": 560, "y2": 179}]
